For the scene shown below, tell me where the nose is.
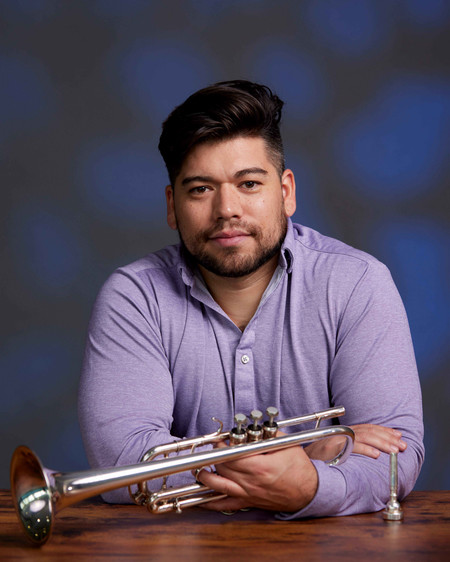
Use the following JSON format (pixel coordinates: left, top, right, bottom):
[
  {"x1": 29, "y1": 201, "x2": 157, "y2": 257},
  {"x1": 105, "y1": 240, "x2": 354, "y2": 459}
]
[{"x1": 212, "y1": 184, "x2": 243, "y2": 221}]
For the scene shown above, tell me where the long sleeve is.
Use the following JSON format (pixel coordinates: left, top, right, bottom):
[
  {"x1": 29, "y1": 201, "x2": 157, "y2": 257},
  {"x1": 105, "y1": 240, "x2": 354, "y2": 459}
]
[
  {"x1": 78, "y1": 266, "x2": 195, "y2": 503},
  {"x1": 280, "y1": 260, "x2": 424, "y2": 519}
]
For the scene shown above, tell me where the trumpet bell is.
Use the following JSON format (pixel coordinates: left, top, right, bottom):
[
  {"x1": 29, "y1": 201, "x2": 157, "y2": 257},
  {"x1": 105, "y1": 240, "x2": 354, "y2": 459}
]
[
  {"x1": 10, "y1": 406, "x2": 354, "y2": 546},
  {"x1": 10, "y1": 445, "x2": 54, "y2": 545}
]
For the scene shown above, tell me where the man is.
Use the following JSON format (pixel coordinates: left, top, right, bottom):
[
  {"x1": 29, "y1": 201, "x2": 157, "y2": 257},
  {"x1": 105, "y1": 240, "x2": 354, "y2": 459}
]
[{"x1": 79, "y1": 80, "x2": 424, "y2": 517}]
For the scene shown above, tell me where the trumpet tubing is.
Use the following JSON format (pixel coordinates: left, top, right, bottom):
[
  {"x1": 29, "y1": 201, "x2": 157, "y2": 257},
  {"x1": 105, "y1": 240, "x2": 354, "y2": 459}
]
[{"x1": 11, "y1": 406, "x2": 354, "y2": 545}]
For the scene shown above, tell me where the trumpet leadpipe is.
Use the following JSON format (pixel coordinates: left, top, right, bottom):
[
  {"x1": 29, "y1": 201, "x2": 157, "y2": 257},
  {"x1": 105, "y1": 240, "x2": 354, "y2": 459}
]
[{"x1": 11, "y1": 406, "x2": 354, "y2": 545}]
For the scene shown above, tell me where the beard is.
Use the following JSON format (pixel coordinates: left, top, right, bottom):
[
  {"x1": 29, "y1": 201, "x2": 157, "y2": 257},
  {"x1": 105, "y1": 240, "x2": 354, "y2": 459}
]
[{"x1": 178, "y1": 212, "x2": 288, "y2": 278}]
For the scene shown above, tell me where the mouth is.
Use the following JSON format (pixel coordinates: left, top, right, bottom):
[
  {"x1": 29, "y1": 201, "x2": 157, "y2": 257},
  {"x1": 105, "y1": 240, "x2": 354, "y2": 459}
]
[{"x1": 208, "y1": 230, "x2": 252, "y2": 248}]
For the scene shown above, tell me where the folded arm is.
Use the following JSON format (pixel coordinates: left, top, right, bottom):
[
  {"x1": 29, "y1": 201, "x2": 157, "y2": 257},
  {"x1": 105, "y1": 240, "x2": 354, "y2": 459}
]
[
  {"x1": 199, "y1": 262, "x2": 424, "y2": 516},
  {"x1": 196, "y1": 423, "x2": 407, "y2": 513}
]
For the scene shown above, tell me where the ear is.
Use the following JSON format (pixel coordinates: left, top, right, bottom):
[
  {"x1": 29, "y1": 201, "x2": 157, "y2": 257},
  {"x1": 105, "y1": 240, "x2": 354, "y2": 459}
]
[
  {"x1": 281, "y1": 169, "x2": 296, "y2": 217},
  {"x1": 165, "y1": 185, "x2": 177, "y2": 230}
]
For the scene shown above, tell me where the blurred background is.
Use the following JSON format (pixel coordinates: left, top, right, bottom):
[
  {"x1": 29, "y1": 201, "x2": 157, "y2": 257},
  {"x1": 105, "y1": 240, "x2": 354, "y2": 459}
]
[{"x1": 1, "y1": 0, "x2": 449, "y2": 491}]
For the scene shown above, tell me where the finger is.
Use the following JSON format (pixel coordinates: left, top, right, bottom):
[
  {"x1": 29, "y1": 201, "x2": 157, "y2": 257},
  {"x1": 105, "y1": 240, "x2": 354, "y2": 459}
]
[
  {"x1": 351, "y1": 425, "x2": 407, "y2": 453},
  {"x1": 352, "y1": 442, "x2": 381, "y2": 459},
  {"x1": 196, "y1": 466, "x2": 247, "y2": 498},
  {"x1": 352, "y1": 441, "x2": 406, "y2": 458}
]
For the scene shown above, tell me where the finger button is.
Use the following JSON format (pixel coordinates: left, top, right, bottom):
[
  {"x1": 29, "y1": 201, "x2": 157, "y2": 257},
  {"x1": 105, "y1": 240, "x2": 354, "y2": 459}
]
[
  {"x1": 230, "y1": 413, "x2": 248, "y2": 445},
  {"x1": 234, "y1": 413, "x2": 247, "y2": 433},
  {"x1": 247, "y1": 409, "x2": 263, "y2": 442},
  {"x1": 263, "y1": 406, "x2": 279, "y2": 439}
]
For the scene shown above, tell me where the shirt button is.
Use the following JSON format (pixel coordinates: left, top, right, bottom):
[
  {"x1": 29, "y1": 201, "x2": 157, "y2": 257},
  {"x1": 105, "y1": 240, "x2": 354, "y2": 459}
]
[{"x1": 241, "y1": 354, "x2": 250, "y2": 364}]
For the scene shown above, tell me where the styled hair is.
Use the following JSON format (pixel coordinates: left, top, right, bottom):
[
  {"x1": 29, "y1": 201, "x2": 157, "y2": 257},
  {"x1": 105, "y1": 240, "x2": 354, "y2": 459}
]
[{"x1": 158, "y1": 80, "x2": 285, "y2": 185}]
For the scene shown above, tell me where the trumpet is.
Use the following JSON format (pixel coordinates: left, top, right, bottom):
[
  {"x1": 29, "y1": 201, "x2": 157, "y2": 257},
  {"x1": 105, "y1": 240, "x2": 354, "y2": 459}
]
[{"x1": 11, "y1": 406, "x2": 354, "y2": 545}]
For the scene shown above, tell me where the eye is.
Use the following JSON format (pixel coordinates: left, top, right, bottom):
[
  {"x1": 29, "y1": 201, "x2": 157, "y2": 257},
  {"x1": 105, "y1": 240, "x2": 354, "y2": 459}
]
[
  {"x1": 240, "y1": 181, "x2": 259, "y2": 189},
  {"x1": 189, "y1": 185, "x2": 209, "y2": 194}
]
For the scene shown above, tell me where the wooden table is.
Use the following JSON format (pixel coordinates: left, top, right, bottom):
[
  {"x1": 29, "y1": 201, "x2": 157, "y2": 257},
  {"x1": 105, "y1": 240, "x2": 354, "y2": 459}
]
[{"x1": 0, "y1": 490, "x2": 449, "y2": 561}]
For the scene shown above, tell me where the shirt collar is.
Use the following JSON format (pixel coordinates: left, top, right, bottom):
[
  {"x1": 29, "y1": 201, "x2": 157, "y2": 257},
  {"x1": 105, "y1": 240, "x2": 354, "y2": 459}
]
[
  {"x1": 280, "y1": 218, "x2": 295, "y2": 274},
  {"x1": 178, "y1": 246, "x2": 195, "y2": 288}
]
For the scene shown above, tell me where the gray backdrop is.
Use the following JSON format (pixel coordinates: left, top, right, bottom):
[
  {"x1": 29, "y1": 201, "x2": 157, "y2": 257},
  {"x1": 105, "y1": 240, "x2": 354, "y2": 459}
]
[{"x1": 1, "y1": 1, "x2": 449, "y2": 491}]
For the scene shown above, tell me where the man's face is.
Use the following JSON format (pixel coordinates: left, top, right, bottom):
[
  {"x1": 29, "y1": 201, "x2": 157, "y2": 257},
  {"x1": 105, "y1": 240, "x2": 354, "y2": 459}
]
[{"x1": 165, "y1": 136, "x2": 296, "y2": 278}]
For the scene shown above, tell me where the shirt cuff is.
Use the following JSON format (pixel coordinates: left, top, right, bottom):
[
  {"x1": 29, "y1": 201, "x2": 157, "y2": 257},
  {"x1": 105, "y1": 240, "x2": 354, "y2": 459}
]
[{"x1": 276, "y1": 459, "x2": 347, "y2": 520}]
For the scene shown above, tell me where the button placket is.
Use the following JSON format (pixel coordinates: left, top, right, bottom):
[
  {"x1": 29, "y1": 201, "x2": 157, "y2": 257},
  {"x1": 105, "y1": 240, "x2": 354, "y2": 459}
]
[
  {"x1": 234, "y1": 325, "x2": 256, "y2": 414},
  {"x1": 234, "y1": 349, "x2": 255, "y2": 414}
]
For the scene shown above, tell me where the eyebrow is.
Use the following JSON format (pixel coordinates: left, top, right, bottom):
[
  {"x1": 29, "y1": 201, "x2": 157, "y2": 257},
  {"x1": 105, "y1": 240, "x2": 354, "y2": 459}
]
[
  {"x1": 181, "y1": 175, "x2": 214, "y2": 186},
  {"x1": 235, "y1": 167, "x2": 268, "y2": 178},
  {"x1": 181, "y1": 167, "x2": 268, "y2": 186}
]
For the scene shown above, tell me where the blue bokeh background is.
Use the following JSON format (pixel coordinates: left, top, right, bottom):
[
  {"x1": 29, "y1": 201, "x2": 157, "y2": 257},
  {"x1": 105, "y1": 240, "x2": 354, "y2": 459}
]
[{"x1": 1, "y1": 0, "x2": 449, "y2": 490}]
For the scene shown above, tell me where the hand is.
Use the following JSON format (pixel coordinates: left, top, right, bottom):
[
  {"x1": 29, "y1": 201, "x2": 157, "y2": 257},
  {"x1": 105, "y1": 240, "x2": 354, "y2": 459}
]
[
  {"x1": 305, "y1": 424, "x2": 407, "y2": 461},
  {"x1": 195, "y1": 439, "x2": 318, "y2": 513}
]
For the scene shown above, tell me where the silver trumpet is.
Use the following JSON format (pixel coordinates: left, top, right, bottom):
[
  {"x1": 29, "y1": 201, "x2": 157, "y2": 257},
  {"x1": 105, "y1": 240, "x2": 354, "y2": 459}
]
[{"x1": 10, "y1": 406, "x2": 354, "y2": 545}]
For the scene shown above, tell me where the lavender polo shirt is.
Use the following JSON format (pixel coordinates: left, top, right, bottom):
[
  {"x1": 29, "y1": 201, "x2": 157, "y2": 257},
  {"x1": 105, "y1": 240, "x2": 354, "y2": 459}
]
[{"x1": 78, "y1": 220, "x2": 424, "y2": 517}]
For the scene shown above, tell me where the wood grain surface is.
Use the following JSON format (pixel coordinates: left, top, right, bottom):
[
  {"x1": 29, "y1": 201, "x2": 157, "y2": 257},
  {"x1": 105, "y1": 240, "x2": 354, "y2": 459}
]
[{"x1": 1, "y1": 490, "x2": 449, "y2": 561}]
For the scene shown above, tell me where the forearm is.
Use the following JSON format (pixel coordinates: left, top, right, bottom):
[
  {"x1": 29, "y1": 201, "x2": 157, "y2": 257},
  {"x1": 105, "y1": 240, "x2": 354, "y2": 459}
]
[{"x1": 278, "y1": 428, "x2": 423, "y2": 519}]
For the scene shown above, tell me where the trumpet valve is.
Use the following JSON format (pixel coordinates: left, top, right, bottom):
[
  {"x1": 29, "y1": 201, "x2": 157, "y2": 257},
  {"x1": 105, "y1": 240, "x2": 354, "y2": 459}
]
[
  {"x1": 229, "y1": 413, "x2": 248, "y2": 445},
  {"x1": 247, "y1": 409, "x2": 263, "y2": 442},
  {"x1": 263, "y1": 406, "x2": 279, "y2": 439}
]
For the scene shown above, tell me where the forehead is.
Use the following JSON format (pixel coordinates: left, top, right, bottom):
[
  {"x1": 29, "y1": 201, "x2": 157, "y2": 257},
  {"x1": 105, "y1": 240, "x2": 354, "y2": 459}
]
[{"x1": 177, "y1": 136, "x2": 277, "y2": 181}]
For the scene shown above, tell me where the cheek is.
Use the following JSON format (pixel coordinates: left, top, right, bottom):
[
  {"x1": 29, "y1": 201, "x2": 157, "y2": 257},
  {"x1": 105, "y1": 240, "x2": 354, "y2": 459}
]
[
  {"x1": 176, "y1": 204, "x2": 207, "y2": 233},
  {"x1": 250, "y1": 195, "x2": 283, "y2": 221},
  {"x1": 249, "y1": 196, "x2": 269, "y2": 214}
]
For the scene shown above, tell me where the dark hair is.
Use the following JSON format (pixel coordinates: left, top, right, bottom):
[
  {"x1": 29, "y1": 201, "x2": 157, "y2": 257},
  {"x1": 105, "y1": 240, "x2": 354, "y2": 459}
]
[{"x1": 158, "y1": 80, "x2": 285, "y2": 185}]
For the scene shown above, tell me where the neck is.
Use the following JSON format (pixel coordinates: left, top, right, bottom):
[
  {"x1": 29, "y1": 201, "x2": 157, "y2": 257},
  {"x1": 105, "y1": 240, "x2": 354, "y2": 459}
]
[{"x1": 199, "y1": 255, "x2": 279, "y2": 331}]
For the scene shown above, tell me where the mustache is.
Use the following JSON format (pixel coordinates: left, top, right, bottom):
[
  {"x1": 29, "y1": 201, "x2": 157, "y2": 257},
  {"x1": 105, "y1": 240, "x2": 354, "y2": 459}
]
[{"x1": 203, "y1": 221, "x2": 259, "y2": 239}]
